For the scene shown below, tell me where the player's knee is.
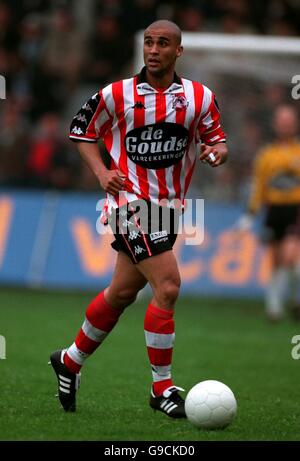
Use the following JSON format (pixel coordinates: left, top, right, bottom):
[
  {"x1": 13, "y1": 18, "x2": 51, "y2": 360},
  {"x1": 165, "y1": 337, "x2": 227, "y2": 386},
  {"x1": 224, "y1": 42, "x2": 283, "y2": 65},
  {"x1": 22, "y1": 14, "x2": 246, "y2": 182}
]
[
  {"x1": 156, "y1": 277, "x2": 181, "y2": 307},
  {"x1": 111, "y1": 287, "x2": 139, "y2": 309}
]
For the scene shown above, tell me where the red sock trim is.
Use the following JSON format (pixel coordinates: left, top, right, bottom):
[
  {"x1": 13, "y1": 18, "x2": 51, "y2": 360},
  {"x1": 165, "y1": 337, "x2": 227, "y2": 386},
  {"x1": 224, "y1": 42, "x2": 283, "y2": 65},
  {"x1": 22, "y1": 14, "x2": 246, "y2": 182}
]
[
  {"x1": 75, "y1": 329, "x2": 100, "y2": 354},
  {"x1": 147, "y1": 347, "x2": 173, "y2": 365},
  {"x1": 148, "y1": 303, "x2": 174, "y2": 319},
  {"x1": 64, "y1": 352, "x2": 81, "y2": 374},
  {"x1": 144, "y1": 303, "x2": 174, "y2": 334},
  {"x1": 86, "y1": 290, "x2": 123, "y2": 331},
  {"x1": 153, "y1": 379, "x2": 173, "y2": 396}
]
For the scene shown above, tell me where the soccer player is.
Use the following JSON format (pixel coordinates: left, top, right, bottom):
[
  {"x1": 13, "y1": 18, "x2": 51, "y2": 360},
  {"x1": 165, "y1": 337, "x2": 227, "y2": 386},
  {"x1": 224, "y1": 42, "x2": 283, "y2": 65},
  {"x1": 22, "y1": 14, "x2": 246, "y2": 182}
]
[
  {"x1": 238, "y1": 105, "x2": 300, "y2": 322},
  {"x1": 50, "y1": 20, "x2": 228, "y2": 417}
]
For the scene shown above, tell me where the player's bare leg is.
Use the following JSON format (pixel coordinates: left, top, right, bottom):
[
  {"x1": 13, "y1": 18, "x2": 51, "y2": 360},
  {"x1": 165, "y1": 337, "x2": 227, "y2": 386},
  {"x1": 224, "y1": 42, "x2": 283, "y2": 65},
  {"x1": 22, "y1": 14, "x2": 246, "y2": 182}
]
[
  {"x1": 105, "y1": 251, "x2": 148, "y2": 310},
  {"x1": 63, "y1": 250, "x2": 147, "y2": 371},
  {"x1": 50, "y1": 251, "x2": 147, "y2": 411},
  {"x1": 135, "y1": 250, "x2": 186, "y2": 418},
  {"x1": 137, "y1": 250, "x2": 181, "y2": 310}
]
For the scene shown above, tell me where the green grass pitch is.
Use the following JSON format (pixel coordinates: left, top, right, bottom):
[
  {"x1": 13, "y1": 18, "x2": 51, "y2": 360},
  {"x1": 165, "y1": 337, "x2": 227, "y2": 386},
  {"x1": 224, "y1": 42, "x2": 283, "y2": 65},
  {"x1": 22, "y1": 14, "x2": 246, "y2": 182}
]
[{"x1": 0, "y1": 288, "x2": 299, "y2": 441}]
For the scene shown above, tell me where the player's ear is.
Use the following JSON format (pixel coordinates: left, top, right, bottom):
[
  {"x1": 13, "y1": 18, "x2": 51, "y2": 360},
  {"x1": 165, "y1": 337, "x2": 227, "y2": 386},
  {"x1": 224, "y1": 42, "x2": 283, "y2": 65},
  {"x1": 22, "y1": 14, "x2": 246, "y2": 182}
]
[{"x1": 176, "y1": 46, "x2": 183, "y2": 58}]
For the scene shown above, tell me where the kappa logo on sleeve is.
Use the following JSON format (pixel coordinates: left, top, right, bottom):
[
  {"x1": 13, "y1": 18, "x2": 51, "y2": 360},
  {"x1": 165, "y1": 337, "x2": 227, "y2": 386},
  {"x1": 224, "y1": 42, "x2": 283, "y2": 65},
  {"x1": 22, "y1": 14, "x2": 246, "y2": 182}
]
[
  {"x1": 71, "y1": 126, "x2": 84, "y2": 135},
  {"x1": 82, "y1": 103, "x2": 93, "y2": 112},
  {"x1": 75, "y1": 114, "x2": 88, "y2": 123}
]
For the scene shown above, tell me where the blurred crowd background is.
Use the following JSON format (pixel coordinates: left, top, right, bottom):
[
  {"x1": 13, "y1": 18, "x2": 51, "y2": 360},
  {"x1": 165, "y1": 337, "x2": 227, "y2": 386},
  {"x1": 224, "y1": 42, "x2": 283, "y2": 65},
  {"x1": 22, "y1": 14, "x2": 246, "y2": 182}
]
[{"x1": 0, "y1": 0, "x2": 300, "y2": 200}]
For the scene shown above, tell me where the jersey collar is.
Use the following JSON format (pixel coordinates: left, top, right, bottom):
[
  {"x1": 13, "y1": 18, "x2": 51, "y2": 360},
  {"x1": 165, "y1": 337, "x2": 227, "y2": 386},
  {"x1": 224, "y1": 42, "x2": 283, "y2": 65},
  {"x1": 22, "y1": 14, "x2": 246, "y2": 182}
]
[{"x1": 136, "y1": 66, "x2": 183, "y2": 95}]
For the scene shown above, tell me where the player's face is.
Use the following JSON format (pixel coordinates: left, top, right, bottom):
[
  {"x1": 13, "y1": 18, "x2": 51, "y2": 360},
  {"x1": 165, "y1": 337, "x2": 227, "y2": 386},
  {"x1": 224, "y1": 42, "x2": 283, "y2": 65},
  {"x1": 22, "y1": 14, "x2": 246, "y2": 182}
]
[
  {"x1": 143, "y1": 28, "x2": 183, "y2": 78},
  {"x1": 273, "y1": 107, "x2": 298, "y2": 139}
]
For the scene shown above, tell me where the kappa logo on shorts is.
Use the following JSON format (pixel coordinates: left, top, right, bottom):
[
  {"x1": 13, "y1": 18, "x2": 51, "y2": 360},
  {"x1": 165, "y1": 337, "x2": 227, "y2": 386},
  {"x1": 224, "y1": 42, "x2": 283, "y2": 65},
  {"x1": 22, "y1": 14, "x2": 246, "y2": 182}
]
[
  {"x1": 122, "y1": 219, "x2": 134, "y2": 228},
  {"x1": 134, "y1": 245, "x2": 146, "y2": 255},
  {"x1": 150, "y1": 230, "x2": 168, "y2": 241},
  {"x1": 128, "y1": 230, "x2": 140, "y2": 241}
]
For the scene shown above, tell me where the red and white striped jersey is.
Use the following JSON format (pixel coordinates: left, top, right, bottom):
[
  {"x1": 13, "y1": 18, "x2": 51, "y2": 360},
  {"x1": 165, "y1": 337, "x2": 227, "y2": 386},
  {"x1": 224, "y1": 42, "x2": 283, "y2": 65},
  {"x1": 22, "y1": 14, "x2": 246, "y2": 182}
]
[{"x1": 69, "y1": 67, "x2": 226, "y2": 211}]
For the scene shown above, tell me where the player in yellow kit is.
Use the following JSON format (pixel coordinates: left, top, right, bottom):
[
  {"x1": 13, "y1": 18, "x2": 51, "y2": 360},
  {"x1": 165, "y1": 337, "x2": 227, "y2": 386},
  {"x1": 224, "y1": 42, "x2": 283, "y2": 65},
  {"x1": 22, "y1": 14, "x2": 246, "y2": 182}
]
[{"x1": 238, "y1": 105, "x2": 300, "y2": 321}]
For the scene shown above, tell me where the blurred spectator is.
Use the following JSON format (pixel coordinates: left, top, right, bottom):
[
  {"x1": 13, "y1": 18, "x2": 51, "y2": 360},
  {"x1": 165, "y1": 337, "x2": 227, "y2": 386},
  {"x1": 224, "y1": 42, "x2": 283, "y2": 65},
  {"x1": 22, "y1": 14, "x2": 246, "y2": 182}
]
[
  {"x1": 49, "y1": 146, "x2": 80, "y2": 190},
  {"x1": 120, "y1": 0, "x2": 160, "y2": 34},
  {"x1": 267, "y1": 17, "x2": 299, "y2": 36},
  {"x1": 265, "y1": 0, "x2": 300, "y2": 35},
  {"x1": 26, "y1": 112, "x2": 79, "y2": 189},
  {"x1": 86, "y1": 14, "x2": 130, "y2": 85},
  {"x1": 0, "y1": 47, "x2": 10, "y2": 81},
  {"x1": 0, "y1": 101, "x2": 28, "y2": 186},
  {"x1": 42, "y1": 8, "x2": 84, "y2": 92},
  {"x1": 19, "y1": 13, "x2": 45, "y2": 66},
  {"x1": 0, "y1": 1, "x2": 19, "y2": 51},
  {"x1": 175, "y1": 6, "x2": 204, "y2": 32},
  {"x1": 219, "y1": 13, "x2": 256, "y2": 34}
]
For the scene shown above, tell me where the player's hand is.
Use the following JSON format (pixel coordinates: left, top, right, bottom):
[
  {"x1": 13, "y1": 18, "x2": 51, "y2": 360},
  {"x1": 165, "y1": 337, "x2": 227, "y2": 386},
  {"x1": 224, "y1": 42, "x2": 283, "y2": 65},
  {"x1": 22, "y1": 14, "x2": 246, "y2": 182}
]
[
  {"x1": 199, "y1": 143, "x2": 228, "y2": 167},
  {"x1": 98, "y1": 170, "x2": 126, "y2": 195}
]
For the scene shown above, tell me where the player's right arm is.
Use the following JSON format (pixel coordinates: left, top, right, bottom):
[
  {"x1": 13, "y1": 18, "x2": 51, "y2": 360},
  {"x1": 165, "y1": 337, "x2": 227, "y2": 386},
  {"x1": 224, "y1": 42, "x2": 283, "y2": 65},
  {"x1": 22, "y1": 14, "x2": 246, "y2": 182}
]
[
  {"x1": 69, "y1": 91, "x2": 125, "y2": 195},
  {"x1": 76, "y1": 142, "x2": 125, "y2": 195}
]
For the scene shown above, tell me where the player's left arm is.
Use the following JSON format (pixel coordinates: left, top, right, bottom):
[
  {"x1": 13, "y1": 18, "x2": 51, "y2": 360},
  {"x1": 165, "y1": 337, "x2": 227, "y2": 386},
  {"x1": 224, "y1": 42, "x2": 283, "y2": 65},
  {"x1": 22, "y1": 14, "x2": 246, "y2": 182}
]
[
  {"x1": 197, "y1": 90, "x2": 228, "y2": 167},
  {"x1": 199, "y1": 142, "x2": 228, "y2": 167}
]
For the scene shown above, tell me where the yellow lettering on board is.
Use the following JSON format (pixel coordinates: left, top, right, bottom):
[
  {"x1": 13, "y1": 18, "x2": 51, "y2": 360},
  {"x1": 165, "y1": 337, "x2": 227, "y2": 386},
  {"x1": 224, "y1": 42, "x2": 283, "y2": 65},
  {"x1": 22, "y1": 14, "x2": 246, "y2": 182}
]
[
  {"x1": 210, "y1": 230, "x2": 256, "y2": 285},
  {"x1": 71, "y1": 219, "x2": 115, "y2": 276},
  {"x1": 0, "y1": 197, "x2": 13, "y2": 267}
]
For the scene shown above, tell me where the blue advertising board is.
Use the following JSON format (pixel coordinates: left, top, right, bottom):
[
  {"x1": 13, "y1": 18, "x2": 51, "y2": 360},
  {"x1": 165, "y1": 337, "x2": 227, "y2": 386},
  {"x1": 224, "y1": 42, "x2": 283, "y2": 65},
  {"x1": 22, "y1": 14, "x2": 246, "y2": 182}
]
[{"x1": 0, "y1": 190, "x2": 268, "y2": 295}]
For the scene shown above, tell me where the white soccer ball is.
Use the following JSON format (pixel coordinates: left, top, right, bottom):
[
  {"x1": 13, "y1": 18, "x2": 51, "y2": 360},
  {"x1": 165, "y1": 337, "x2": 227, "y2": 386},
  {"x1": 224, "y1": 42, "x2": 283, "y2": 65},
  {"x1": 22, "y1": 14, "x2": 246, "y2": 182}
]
[{"x1": 185, "y1": 380, "x2": 237, "y2": 429}]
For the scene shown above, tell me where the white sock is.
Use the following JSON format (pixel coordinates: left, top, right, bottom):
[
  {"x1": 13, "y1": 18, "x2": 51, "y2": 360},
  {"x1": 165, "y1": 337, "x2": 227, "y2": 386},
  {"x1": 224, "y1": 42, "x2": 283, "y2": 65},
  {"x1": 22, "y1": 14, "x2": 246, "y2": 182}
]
[{"x1": 265, "y1": 267, "x2": 290, "y2": 317}]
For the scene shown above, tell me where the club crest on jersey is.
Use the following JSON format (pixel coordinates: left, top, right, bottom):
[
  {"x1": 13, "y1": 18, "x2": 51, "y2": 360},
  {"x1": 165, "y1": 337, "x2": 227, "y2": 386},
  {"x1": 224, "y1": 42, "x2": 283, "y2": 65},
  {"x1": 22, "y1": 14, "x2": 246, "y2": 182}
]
[
  {"x1": 172, "y1": 95, "x2": 189, "y2": 111},
  {"x1": 125, "y1": 122, "x2": 188, "y2": 169}
]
